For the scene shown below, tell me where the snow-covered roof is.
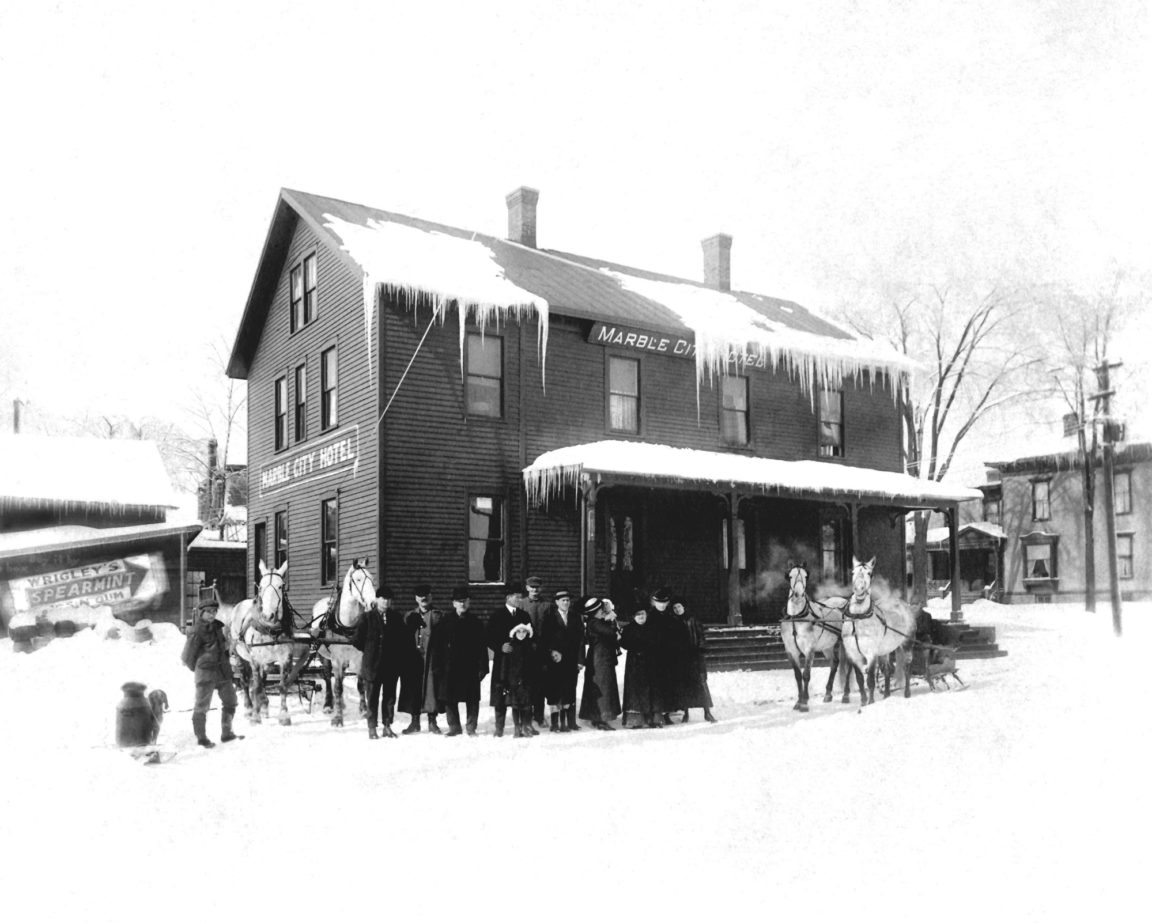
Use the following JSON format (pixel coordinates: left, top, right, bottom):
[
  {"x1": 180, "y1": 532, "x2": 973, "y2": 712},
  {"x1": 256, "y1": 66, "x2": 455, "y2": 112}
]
[
  {"x1": 523, "y1": 440, "x2": 983, "y2": 507},
  {"x1": 0, "y1": 519, "x2": 202, "y2": 561},
  {"x1": 905, "y1": 521, "x2": 1006, "y2": 547},
  {"x1": 0, "y1": 435, "x2": 180, "y2": 511},
  {"x1": 228, "y1": 189, "x2": 915, "y2": 396},
  {"x1": 189, "y1": 530, "x2": 246, "y2": 551}
]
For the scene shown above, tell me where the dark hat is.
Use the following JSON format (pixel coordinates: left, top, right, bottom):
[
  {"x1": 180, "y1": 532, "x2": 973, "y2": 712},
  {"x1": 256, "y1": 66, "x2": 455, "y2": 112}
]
[
  {"x1": 553, "y1": 587, "x2": 572, "y2": 600},
  {"x1": 376, "y1": 585, "x2": 394, "y2": 599},
  {"x1": 414, "y1": 582, "x2": 432, "y2": 597},
  {"x1": 451, "y1": 585, "x2": 471, "y2": 602},
  {"x1": 503, "y1": 581, "x2": 526, "y2": 597},
  {"x1": 580, "y1": 596, "x2": 603, "y2": 617},
  {"x1": 651, "y1": 587, "x2": 671, "y2": 603},
  {"x1": 525, "y1": 576, "x2": 543, "y2": 588}
]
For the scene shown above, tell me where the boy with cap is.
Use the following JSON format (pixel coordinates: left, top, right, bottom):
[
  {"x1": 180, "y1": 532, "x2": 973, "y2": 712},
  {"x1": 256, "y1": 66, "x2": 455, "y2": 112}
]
[
  {"x1": 400, "y1": 583, "x2": 444, "y2": 734},
  {"x1": 522, "y1": 576, "x2": 550, "y2": 727},
  {"x1": 486, "y1": 581, "x2": 531, "y2": 737},
  {"x1": 182, "y1": 601, "x2": 242, "y2": 747},
  {"x1": 441, "y1": 586, "x2": 489, "y2": 737},
  {"x1": 539, "y1": 587, "x2": 586, "y2": 732},
  {"x1": 352, "y1": 585, "x2": 400, "y2": 739}
]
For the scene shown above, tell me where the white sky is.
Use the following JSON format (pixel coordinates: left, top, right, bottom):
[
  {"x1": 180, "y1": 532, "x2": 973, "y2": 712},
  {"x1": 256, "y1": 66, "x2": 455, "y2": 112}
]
[{"x1": 2, "y1": 0, "x2": 1149, "y2": 465}]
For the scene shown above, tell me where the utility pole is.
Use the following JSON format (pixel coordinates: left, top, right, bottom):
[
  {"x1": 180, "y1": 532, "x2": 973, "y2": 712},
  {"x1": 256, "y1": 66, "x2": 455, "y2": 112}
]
[{"x1": 1093, "y1": 360, "x2": 1123, "y2": 636}]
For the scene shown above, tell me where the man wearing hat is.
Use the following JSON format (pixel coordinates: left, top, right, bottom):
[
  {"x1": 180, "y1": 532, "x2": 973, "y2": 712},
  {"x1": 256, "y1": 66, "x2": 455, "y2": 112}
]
[
  {"x1": 539, "y1": 587, "x2": 586, "y2": 732},
  {"x1": 400, "y1": 582, "x2": 444, "y2": 734},
  {"x1": 352, "y1": 584, "x2": 402, "y2": 739},
  {"x1": 646, "y1": 586, "x2": 679, "y2": 726},
  {"x1": 522, "y1": 576, "x2": 550, "y2": 727},
  {"x1": 441, "y1": 586, "x2": 489, "y2": 737},
  {"x1": 486, "y1": 581, "x2": 532, "y2": 737}
]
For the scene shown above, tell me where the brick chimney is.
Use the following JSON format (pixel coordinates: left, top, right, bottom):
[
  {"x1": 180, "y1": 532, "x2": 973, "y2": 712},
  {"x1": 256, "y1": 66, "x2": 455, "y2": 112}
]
[
  {"x1": 702, "y1": 233, "x2": 733, "y2": 291},
  {"x1": 506, "y1": 186, "x2": 540, "y2": 248}
]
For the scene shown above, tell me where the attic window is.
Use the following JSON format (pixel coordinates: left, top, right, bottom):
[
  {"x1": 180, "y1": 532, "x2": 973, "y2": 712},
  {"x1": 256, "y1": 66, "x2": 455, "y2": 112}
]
[{"x1": 290, "y1": 253, "x2": 318, "y2": 333}]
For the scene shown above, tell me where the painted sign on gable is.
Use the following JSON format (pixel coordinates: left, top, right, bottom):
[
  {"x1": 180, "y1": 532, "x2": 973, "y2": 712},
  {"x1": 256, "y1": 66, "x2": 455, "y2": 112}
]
[{"x1": 259, "y1": 425, "x2": 360, "y2": 497}]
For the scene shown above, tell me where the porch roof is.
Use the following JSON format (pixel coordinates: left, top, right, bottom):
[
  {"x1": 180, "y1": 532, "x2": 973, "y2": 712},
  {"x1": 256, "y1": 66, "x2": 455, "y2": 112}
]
[{"x1": 523, "y1": 440, "x2": 983, "y2": 507}]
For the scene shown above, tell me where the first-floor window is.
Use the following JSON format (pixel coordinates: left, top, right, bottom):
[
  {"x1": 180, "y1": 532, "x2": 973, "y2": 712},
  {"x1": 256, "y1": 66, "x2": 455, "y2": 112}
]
[
  {"x1": 253, "y1": 521, "x2": 266, "y2": 585},
  {"x1": 321, "y1": 498, "x2": 338, "y2": 585},
  {"x1": 1118, "y1": 534, "x2": 1134, "y2": 579},
  {"x1": 818, "y1": 387, "x2": 844, "y2": 457},
  {"x1": 468, "y1": 494, "x2": 504, "y2": 583},
  {"x1": 1024, "y1": 541, "x2": 1055, "y2": 579},
  {"x1": 274, "y1": 511, "x2": 288, "y2": 569},
  {"x1": 821, "y1": 518, "x2": 843, "y2": 581}
]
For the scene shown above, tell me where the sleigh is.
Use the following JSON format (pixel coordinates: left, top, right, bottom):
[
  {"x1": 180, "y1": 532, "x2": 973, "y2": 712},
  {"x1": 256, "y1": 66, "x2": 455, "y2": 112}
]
[{"x1": 907, "y1": 641, "x2": 965, "y2": 691}]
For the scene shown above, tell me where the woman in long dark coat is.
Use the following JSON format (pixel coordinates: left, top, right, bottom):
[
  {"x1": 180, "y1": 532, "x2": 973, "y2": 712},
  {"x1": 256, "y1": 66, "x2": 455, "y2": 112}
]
[
  {"x1": 620, "y1": 608, "x2": 661, "y2": 729},
  {"x1": 673, "y1": 598, "x2": 716, "y2": 723},
  {"x1": 578, "y1": 597, "x2": 621, "y2": 730}
]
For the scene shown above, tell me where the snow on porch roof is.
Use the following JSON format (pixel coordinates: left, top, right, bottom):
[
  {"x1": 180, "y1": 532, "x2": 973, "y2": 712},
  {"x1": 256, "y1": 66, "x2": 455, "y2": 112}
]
[
  {"x1": 523, "y1": 440, "x2": 983, "y2": 507},
  {"x1": 0, "y1": 434, "x2": 180, "y2": 511},
  {"x1": 226, "y1": 189, "x2": 915, "y2": 394}
]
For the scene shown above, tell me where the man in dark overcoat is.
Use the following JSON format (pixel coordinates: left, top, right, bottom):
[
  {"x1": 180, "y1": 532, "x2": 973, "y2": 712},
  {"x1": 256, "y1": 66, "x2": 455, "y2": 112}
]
[
  {"x1": 441, "y1": 586, "x2": 489, "y2": 736},
  {"x1": 352, "y1": 584, "x2": 404, "y2": 739},
  {"x1": 182, "y1": 604, "x2": 241, "y2": 748},
  {"x1": 399, "y1": 582, "x2": 444, "y2": 734},
  {"x1": 522, "y1": 576, "x2": 551, "y2": 726},
  {"x1": 486, "y1": 581, "x2": 530, "y2": 738},
  {"x1": 645, "y1": 587, "x2": 679, "y2": 725},
  {"x1": 539, "y1": 587, "x2": 585, "y2": 732}
]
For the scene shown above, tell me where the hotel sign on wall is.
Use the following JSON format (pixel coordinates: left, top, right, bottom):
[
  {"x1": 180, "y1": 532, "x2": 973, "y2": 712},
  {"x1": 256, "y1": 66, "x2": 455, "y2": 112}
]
[
  {"x1": 259, "y1": 425, "x2": 360, "y2": 497},
  {"x1": 588, "y1": 323, "x2": 771, "y2": 370}
]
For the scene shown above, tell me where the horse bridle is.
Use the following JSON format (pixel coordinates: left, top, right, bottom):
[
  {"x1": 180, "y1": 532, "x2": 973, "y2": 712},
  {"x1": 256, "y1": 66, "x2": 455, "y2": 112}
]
[
  {"x1": 257, "y1": 572, "x2": 286, "y2": 619},
  {"x1": 347, "y1": 563, "x2": 374, "y2": 611}
]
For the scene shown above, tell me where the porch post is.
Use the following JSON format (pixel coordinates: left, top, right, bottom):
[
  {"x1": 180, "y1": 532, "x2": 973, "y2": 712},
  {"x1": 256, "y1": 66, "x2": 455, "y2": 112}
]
[
  {"x1": 728, "y1": 490, "x2": 743, "y2": 627},
  {"x1": 580, "y1": 477, "x2": 600, "y2": 597},
  {"x1": 947, "y1": 504, "x2": 962, "y2": 622},
  {"x1": 850, "y1": 502, "x2": 860, "y2": 558}
]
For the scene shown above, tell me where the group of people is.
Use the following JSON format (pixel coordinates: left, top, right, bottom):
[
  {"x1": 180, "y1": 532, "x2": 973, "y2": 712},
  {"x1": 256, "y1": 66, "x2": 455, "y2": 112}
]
[{"x1": 351, "y1": 577, "x2": 718, "y2": 741}]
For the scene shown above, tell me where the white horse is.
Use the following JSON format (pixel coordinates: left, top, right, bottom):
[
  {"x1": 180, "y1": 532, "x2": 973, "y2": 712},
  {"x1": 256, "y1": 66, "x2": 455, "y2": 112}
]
[
  {"x1": 312, "y1": 559, "x2": 377, "y2": 728},
  {"x1": 838, "y1": 556, "x2": 915, "y2": 705},
  {"x1": 229, "y1": 560, "x2": 313, "y2": 726},
  {"x1": 779, "y1": 561, "x2": 845, "y2": 711}
]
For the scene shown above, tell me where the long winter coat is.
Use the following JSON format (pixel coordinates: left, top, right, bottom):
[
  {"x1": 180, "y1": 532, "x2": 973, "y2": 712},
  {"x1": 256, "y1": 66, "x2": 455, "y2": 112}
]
[
  {"x1": 183, "y1": 617, "x2": 234, "y2": 685},
  {"x1": 351, "y1": 607, "x2": 405, "y2": 683},
  {"x1": 539, "y1": 606, "x2": 586, "y2": 704},
  {"x1": 486, "y1": 605, "x2": 531, "y2": 706},
  {"x1": 439, "y1": 611, "x2": 489, "y2": 704},
  {"x1": 676, "y1": 613, "x2": 713, "y2": 709},
  {"x1": 620, "y1": 620, "x2": 661, "y2": 716},
  {"x1": 498, "y1": 634, "x2": 537, "y2": 708},
  {"x1": 579, "y1": 617, "x2": 622, "y2": 722},
  {"x1": 400, "y1": 606, "x2": 443, "y2": 715},
  {"x1": 647, "y1": 606, "x2": 682, "y2": 713}
]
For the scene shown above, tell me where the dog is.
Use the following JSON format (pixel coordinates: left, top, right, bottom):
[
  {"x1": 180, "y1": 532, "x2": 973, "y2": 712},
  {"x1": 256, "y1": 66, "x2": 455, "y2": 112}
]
[{"x1": 147, "y1": 688, "x2": 169, "y2": 743}]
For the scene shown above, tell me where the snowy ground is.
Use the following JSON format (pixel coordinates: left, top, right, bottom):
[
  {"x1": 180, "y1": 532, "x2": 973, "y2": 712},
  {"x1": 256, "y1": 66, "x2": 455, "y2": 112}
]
[{"x1": 1, "y1": 601, "x2": 1148, "y2": 922}]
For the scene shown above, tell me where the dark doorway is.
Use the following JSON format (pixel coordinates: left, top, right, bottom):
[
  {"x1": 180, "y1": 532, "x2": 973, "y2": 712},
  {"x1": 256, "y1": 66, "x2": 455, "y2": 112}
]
[{"x1": 607, "y1": 500, "x2": 643, "y2": 614}]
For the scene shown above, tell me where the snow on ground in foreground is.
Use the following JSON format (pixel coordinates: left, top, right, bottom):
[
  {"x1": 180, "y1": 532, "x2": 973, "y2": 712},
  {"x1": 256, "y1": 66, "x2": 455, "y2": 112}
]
[{"x1": 1, "y1": 604, "x2": 1149, "y2": 922}]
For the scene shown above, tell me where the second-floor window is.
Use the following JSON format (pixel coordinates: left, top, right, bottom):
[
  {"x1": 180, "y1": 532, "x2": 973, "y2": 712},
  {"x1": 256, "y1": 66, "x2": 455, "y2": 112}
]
[
  {"x1": 1032, "y1": 480, "x2": 1050, "y2": 521},
  {"x1": 321, "y1": 498, "x2": 338, "y2": 585},
  {"x1": 983, "y1": 494, "x2": 1001, "y2": 526},
  {"x1": 466, "y1": 333, "x2": 502, "y2": 418},
  {"x1": 721, "y1": 376, "x2": 750, "y2": 446},
  {"x1": 468, "y1": 494, "x2": 504, "y2": 583},
  {"x1": 274, "y1": 377, "x2": 287, "y2": 451},
  {"x1": 294, "y1": 364, "x2": 307, "y2": 443},
  {"x1": 818, "y1": 387, "x2": 844, "y2": 457},
  {"x1": 608, "y1": 356, "x2": 639, "y2": 433},
  {"x1": 1115, "y1": 470, "x2": 1132, "y2": 515},
  {"x1": 274, "y1": 510, "x2": 288, "y2": 569},
  {"x1": 321, "y1": 346, "x2": 338, "y2": 430}
]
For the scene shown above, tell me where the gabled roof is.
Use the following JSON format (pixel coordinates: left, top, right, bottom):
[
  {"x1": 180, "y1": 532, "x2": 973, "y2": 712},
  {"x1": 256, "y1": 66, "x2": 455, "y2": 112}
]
[
  {"x1": 0, "y1": 435, "x2": 179, "y2": 511},
  {"x1": 228, "y1": 188, "x2": 914, "y2": 393}
]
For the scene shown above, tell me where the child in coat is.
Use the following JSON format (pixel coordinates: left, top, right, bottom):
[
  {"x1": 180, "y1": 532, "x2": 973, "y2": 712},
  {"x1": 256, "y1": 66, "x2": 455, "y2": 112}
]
[{"x1": 500, "y1": 622, "x2": 538, "y2": 738}]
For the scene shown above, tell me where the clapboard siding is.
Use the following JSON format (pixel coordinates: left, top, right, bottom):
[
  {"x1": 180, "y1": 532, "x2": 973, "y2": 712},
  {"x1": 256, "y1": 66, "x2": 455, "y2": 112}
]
[{"x1": 247, "y1": 220, "x2": 378, "y2": 604}]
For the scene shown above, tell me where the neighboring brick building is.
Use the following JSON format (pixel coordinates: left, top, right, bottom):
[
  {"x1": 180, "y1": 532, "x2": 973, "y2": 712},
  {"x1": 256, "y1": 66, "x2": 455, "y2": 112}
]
[
  {"x1": 227, "y1": 187, "x2": 979, "y2": 624},
  {"x1": 984, "y1": 439, "x2": 1151, "y2": 603}
]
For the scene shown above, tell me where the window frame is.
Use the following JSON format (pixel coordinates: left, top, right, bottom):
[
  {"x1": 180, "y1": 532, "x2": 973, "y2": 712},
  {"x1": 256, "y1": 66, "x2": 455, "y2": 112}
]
[
  {"x1": 467, "y1": 492, "x2": 506, "y2": 585},
  {"x1": 289, "y1": 252, "x2": 318, "y2": 334},
  {"x1": 720, "y1": 374, "x2": 751, "y2": 447},
  {"x1": 273, "y1": 510, "x2": 288, "y2": 570},
  {"x1": 606, "y1": 354, "x2": 641, "y2": 435},
  {"x1": 294, "y1": 362, "x2": 307, "y2": 444},
  {"x1": 1031, "y1": 478, "x2": 1051, "y2": 522},
  {"x1": 303, "y1": 253, "x2": 317, "y2": 326},
  {"x1": 1021, "y1": 531, "x2": 1058, "y2": 585},
  {"x1": 289, "y1": 264, "x2": 303, "y2": 334},
  {"x1": 320, "y1": 345, "x2": 338, "y2": 431},
  {"x1": 1117, "y1": 532, "x2": 1134, "y2": 580},
  {"x1": 820, "y1": 512, "x2": 846, "y2": 583},
  {"x1": 1114, "y1": 470, "x2": 1132, "y2": 516},
  {"x1": 818, "y1": 386, "x2": 844, "y2": 458},
  {"x1": 321, "y1": 498, "x2": 338, "y2": 586},
  {"x1": 252, "y1": 520, "x2": 267, "y2": 587},
  {"x1": 274, "y1": 376, "x2": 287, "y2": 452},
  {"x1": 464, "y1": 332, "x2": 504, "y2": 419}
]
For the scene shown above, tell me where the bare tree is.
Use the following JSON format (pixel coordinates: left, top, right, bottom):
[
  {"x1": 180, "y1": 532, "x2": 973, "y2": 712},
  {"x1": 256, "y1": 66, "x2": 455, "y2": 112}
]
[{"x1": 838, "y1": 282, "x2": 1045, "y2": 608}]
